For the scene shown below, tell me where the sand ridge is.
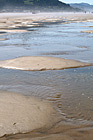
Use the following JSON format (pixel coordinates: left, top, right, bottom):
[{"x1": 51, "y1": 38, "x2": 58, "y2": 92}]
[{"x1": 0, "y1": 56, "x2": 92, "y2": 71}]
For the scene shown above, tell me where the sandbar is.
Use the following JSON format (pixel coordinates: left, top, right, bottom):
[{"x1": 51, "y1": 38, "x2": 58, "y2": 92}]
[
  {"x1": 0, "y1": 56, "x2": 92, "y2": 71},
  {"x1": 81, "y1": 30, "x2": 93, "y2": 33},
  {"x1": 0, "y1": 29, "x2": 29, "y2": 33}
]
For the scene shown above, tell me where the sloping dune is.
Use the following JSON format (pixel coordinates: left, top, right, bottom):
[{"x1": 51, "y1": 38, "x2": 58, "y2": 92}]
[
  {"x1": 0, "y1": 91, "x2": 60, "y2": 137},
  {"x1": 0, "y1": 56, "x2": 92, "y2": 71}
]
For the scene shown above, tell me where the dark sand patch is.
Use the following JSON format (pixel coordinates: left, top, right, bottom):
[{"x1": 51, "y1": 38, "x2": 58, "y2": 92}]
[
  {"x1": 18, "y1": 134, "x2": 74, "y2": 140},
  {"x1": 42, "y1": 49, "x2": 87, "y2": 56},
  {"x1": 0, "y1": 31, "x2": 7, "y2": 34},
  {"x1": 77, "y1": 46, "x2": 88, "y2": 49}
]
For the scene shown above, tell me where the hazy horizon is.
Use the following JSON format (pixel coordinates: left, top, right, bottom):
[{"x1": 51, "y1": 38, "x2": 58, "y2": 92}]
[{"x1": 59, "y1": 0, "x2": 93, "y2": 5}]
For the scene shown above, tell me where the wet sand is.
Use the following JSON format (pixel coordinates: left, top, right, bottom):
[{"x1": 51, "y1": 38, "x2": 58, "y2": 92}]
[
  {"x1": 0, "y1": 91, "x2": 60, "y2": 137},
  {"x1": 0, "y1": 114, "x2": 93, "y2": 140},
  {"x1": 0, "y1": 12, "x2": 93, "y2": 140}
]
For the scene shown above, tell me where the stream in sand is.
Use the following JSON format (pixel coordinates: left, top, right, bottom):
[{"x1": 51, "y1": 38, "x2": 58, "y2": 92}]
[{"x1": 0, "y1": 15, "x2": 93, "y2": 139}]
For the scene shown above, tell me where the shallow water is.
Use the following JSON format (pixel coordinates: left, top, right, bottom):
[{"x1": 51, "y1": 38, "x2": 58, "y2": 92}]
[
  {"x1": 0, "y1": 19, "x2": 93, "y2": 139},
  {"x1": 0, "y1": 21, "x2": 93, "y2": 62}
]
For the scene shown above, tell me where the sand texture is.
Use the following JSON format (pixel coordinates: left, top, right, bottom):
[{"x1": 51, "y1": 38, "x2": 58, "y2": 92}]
[
  {"x1": 0, "y1": 56, "x2": 92, "y2": 71},
  {"x1": 0, "y1": 91, "x2": 60, "y2": 137}
]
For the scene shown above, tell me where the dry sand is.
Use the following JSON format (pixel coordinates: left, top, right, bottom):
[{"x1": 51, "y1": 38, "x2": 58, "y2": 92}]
[
  {"x1": 0, "y1": 56, "x2": 92, "y2": 71},
  {"x1": 0, "y1": 91, "x2": 60, "y2": 137}
]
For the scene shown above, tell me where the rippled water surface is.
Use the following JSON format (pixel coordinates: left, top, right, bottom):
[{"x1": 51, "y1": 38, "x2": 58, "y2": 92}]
[{"x1": 0, "y1": 21, "x2": 93, "y2": 62}]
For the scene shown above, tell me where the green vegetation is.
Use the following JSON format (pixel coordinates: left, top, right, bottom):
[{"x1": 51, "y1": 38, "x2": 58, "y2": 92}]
[
  {"x1": 24, "y1": 0, "x2": 34, "y2": 5},
  {"x1": 0, "y1": 0, "x2": 78, "y2": 12}
]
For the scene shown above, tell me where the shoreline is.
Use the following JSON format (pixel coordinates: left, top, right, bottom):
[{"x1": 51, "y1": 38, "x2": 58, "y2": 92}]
[{"x1": 0, "y1": 12, "x2": 93, "y2": 34}]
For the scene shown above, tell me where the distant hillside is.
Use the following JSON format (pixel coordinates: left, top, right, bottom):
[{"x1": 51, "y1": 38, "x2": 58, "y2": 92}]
[
  {"x1": 70, "y1": 3, "x2": 93, "y2": 12},
  {"x1": 0, "y1": 0, "x2": 80, "y2": 12}
]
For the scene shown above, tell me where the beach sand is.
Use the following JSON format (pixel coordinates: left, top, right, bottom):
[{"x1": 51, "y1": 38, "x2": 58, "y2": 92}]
[
  {"x1": 81, "y1": 30, "x2": 93, "y2": 33},
  {"x1": 0, "y1": 114, "x2": 93, "y2": 140},
  {"x1": 0, "y1": 91, "x2": 61, "y2": 137},
  {"x1": 0, "y1": 56, "x2": 92, "y2": 71}
]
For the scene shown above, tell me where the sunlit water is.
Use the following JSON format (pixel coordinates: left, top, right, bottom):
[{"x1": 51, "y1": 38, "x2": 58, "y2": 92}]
[{"x1": 0, "y1": 21, "x2": 93, "y2": 127}]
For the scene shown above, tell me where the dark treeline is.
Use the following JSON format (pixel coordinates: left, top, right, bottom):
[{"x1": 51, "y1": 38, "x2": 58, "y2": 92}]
[
  {"x1": 0, "y1": 0, "x2": 24, "y2": 6},
  {"x1": 0, "y1": 0, "x2": 69, "y2": 6},
  {"x1": 0, "y1": 0, "x2": 79, "y2": 12}
]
